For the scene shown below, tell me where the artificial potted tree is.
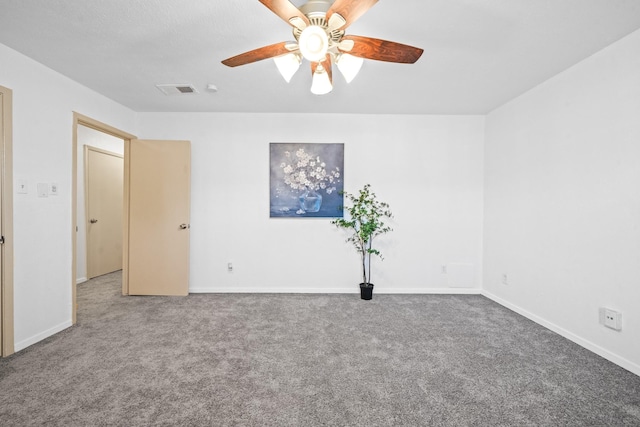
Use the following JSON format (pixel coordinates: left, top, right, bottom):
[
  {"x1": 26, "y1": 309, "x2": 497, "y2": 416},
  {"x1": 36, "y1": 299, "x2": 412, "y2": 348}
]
[{"x1": 332, "y1": 184, "x2": 393, "y2": 300}]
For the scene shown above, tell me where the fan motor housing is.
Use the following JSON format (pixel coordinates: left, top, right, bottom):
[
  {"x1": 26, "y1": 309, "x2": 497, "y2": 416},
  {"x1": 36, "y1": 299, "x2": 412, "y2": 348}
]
[
  {"x1": 294, "y1": 0, "x2": 344, "y2": 45},
  {"x1": 299, "y1": 0, "x2": 332, "y2": 17}
]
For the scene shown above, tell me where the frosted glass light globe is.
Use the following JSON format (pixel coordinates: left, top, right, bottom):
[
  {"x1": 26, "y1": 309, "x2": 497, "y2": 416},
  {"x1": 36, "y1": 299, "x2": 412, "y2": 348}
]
[
  {"x1": 337, "y1": 53, "x2": 363, "y2": 83},
  {"x1": 311, "y1": 68, "x2": 332, "y2": 95},
  {"x1": 274, "y1": 53, "x2": 301, "y2": 82}
]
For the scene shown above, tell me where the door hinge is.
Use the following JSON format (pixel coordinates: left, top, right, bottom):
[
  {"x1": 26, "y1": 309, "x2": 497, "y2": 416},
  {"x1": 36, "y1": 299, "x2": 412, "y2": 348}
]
[{"x1": 0, "y1": 236, "x2": 4, "y2": 244}]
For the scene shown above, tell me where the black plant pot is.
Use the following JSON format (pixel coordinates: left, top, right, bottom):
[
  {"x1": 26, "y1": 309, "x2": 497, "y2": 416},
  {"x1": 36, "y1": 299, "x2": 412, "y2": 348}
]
[{"x1": 360, "y1": 283, "x2": 374, "y2": 300}]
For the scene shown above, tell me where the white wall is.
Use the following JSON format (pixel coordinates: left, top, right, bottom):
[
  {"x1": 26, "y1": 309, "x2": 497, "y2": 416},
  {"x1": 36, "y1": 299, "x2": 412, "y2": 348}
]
[
  {"x1": 137, "y1": 113, "x2": 485, "y2": 294},
  {"x1": 76, "y1": 125, "x2": 124, "y2": 283},
  {"x1": 483, "y1": 29, "x2": 640, "y2": 375},
  {"x1": 0, "y1": 43, "x2": 136, "y2": 351}
]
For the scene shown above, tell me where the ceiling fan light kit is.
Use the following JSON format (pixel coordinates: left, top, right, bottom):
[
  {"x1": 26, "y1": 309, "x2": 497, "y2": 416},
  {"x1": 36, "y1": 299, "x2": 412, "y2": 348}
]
[{"x1": 221, "y1": 0, "x2": 423, "y2": 95}]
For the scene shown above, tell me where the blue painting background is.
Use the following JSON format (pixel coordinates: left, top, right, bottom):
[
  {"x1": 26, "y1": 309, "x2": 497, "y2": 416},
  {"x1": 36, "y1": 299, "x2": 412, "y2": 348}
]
[{"x1": 270, "y1": 143, "x2": 344, "y2": 218}]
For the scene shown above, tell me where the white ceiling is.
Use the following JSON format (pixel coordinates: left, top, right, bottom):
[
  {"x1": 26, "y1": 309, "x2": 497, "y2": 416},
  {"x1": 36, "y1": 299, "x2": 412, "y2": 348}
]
[{"x1": 1, "y1": 0, "x2": 639, "y2": 114}]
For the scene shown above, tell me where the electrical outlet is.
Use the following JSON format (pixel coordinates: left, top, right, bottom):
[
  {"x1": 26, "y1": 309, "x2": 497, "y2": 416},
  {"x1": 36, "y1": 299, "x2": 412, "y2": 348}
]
[
  {"x1": 501, "y1": 274, "x2": 508, "y2": 286},
  {"x1": 441, "y1": 265, "x2": 447, "y2": 274},
  {"x1": 600, "y1": 308, "x2": 622, "y2": 331},
  {"x1": 227, "y1": 262, "x2": 233, "y2": 272},
  {"x1": 37, "y1": 183, "x2": 49, "y2": 198}
]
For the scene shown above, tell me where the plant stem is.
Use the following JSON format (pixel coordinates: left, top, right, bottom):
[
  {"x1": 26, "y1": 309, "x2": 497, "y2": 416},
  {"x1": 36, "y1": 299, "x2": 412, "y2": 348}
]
[
  {"x1": 367, "y1": 238, "x2": 372, "y2": 284},
  {"x1": 361, "y1": 249, "x2": 367, "y2": 284}
]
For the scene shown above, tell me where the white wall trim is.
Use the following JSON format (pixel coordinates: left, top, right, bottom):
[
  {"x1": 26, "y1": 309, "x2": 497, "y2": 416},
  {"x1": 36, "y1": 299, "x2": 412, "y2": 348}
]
[
  {"x1": 482, "y1": 290, "x2": 640, "y2": 377},
  {"x1": 190, "y1": 287, "x2": 482, "y2": 295},
  {"x1": 190, "y1": 288, "x2": 355, "y2": 294},
  {"x1": 376, "y1": 288, "x2": 482, "y2": 295},
  {"x1": 76, "y1": 277, "x2": 88, "y2": 285},
  {"x1": 14, "y1": 320, "x2": 73, "y2": 353}
]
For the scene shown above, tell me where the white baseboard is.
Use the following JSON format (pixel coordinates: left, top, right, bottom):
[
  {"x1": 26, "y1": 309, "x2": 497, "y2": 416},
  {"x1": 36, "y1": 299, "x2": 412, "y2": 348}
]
[
  {"x1": 76, "y1": 277, "x2": 88, "y2": 285},
  {"x1": 189, "y1": 287, "x2": 481, "y2": 295},
  {"x1": 190, "y1": 287, "x2": 356, "y2": 294},
  {"x1": 14, "y1": 320, "x2": 73, "y2": 353},
  {"x1": 482, "y1": 290, "x2": 640, "y2": 377},
  {"x1": 380, "y1": 288, "x2": 482, "y2": 295}
]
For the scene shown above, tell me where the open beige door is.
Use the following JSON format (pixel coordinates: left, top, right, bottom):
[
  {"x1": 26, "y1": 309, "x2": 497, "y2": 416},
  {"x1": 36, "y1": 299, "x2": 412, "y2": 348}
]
[
  {"x1": 86, "y1": 147, "x2": 123, "y2": 278},
  {"x1": 125, "y1": 139, "x2": 190, "y2": 296},
  {"x1": 0, "y1": 86, "x2": 15, "y2": 356}
]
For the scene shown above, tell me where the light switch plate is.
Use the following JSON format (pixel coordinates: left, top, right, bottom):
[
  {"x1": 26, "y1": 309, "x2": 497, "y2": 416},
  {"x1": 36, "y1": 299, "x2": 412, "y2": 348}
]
[{"x1": 17, "y1": 179, "x2": 28, "y2": 194}]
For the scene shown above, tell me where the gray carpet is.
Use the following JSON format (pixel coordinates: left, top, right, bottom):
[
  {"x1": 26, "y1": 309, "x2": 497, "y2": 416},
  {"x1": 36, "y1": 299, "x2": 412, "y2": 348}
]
[{"x1": 1, "y1": 272, "x2": 639, "y2": 426}]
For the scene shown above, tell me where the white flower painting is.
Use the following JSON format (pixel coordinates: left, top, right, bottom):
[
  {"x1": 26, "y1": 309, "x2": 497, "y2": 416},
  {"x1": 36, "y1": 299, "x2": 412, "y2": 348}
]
[{"x1": 270, "y1": 143, "x2": 344, "y2": 218}]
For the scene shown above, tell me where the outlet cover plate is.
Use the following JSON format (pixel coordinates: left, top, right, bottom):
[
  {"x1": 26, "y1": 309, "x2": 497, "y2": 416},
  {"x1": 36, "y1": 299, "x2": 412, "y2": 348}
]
[{"x1": 600, "y1": 307, "x2": 622, "y2": 331}]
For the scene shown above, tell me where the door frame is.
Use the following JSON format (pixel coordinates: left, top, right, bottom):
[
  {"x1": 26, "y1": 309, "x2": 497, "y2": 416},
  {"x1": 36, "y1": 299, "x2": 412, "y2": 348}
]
[
  {"x1": 84, "y1": 145, "x2": 124, "y2": 280},
  {"x1": 72, "y1": 113, "x2": 136, "y2": 324},
  {"x1": 0, "y1": 85, "x2": 14, "y2": 357}
]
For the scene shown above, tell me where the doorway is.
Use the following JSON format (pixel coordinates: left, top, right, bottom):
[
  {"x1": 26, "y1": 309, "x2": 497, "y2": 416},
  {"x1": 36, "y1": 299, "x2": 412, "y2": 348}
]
[
  {"x1": 77, "y1": 127, "x2": 125, "y2": 282},
  {"x1": 72, "y1": 115, "x2": 192, "y2": 323},
  {"x1": 72, "y1": 113, "x2": 135, "y2": 324},
  {"x1": 0, "y1": 85, "x2": 14, "y2": 357},
  {"x1": 85, "y1": 146, "x2": 124, "y2": 279}
]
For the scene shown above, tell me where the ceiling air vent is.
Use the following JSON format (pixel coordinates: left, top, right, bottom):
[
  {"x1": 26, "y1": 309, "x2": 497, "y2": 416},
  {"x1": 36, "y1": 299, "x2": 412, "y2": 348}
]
[{"x1": 155, "y1": 84, "x2": 198, "y2": 96}]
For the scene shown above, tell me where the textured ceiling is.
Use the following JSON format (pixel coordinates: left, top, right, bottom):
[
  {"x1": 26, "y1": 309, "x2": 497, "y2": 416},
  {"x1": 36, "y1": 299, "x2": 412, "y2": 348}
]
[{"x1": 1, "y1": 0, "x2": 639, "y2": 114}]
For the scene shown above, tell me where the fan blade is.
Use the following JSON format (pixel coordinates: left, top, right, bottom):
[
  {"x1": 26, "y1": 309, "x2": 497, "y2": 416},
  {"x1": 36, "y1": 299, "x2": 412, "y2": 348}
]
[
  {"x1": 222, "y1": 42, "x2": 295, "y2": 67},
  {"x1": 259, "y1": 0, "x2": 309, "y2": 30},
  {"x1": 339, "y1": 35, "x2": 423, "y2": 64},
  {"x1": 326, "y1": 0, "x2": 378, "y2": 30}
]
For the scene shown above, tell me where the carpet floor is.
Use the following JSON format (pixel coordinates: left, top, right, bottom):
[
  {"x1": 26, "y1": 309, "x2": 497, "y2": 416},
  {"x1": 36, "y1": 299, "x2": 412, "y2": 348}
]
[{"x1": 1, "y1": 272, "x2": 639, "y2": 426}]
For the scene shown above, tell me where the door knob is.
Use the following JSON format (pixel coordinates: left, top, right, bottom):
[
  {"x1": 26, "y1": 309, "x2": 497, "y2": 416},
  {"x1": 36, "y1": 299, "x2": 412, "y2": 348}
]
[
  {"x1": 90, "y1": 219, "x2": 98, "y2": 224},
  {"x1": 179, "y1": 224, "x2": 189, "y2": 230}
]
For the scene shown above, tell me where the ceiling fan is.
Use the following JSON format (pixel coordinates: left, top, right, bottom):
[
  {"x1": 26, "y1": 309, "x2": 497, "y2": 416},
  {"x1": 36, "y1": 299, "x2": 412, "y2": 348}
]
[{"x1": 221, "y1": 0, "x2": 424, "y2": 95}]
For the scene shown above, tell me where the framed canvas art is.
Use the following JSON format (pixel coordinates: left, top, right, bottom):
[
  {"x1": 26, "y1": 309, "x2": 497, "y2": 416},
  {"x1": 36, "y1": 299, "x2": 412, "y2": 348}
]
[{"x1": 270, "y1": 143, "x2": 344, "y2": 218}]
